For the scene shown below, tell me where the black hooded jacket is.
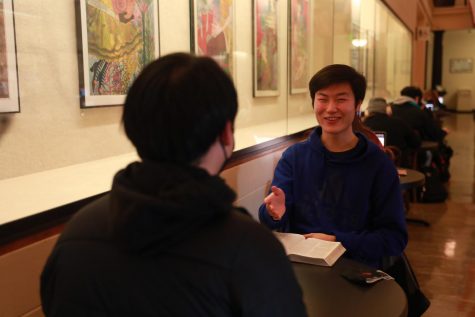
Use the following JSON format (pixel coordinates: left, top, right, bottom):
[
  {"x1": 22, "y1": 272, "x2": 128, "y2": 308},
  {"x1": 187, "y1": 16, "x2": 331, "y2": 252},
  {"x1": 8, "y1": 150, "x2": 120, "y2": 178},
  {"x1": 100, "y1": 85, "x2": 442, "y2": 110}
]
[
  {"x1": 40, "y1": 161, "x2": 306, "y2": 316},
  {"x1": 390, "y1": 97, "x2": 445, "y2": 142}
]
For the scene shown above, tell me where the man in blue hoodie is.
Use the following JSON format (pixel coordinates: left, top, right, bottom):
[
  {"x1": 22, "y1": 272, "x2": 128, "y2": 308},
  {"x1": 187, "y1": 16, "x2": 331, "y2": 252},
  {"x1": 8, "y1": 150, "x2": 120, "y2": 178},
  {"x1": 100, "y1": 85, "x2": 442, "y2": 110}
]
[{"x1": 259, "y1": 64, "x2": 408, "y2": 268}]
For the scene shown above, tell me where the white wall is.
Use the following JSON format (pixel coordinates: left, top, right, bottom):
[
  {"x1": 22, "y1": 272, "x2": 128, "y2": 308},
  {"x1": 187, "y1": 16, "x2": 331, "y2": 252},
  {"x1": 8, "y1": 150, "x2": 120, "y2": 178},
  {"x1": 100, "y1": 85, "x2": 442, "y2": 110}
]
[
  {"x1": 0, "y1": 0, "x2": 304, "y2": 225},
  {"x1": 0, "y1": 1, "x2": 135, "y2": 180},
  {"x1": 443, "y1": 29, "x2": 475, "y2": 111}
]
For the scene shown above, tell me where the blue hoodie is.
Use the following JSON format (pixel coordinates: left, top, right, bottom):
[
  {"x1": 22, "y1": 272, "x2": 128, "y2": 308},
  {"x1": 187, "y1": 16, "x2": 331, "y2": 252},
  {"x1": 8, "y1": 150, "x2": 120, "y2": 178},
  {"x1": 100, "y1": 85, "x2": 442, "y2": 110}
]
[{"x1": 259, "y1": 127, "x2": 408, "y2": 268}]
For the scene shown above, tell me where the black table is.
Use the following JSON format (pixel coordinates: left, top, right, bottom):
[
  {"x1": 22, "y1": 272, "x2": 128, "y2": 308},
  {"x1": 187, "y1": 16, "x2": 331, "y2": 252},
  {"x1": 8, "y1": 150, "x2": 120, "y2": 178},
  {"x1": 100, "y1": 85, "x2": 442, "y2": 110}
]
[
  {"x1": 398, "y1": 168, "x2": 425, "y2": 190},
  {"x1": 293, "y1": 258, "x2": 407, "y2": 317},
  {"x1": 398, "y1": 168, "x2": 428, "y2": 226}
]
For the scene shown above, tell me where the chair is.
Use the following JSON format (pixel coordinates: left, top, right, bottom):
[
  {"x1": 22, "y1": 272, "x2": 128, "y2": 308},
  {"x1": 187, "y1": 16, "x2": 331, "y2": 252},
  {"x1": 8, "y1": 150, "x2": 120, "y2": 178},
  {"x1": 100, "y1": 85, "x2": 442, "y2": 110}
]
[
  {"x1": 383, "y1": 253, "x2": 431, "y2": 317},
  {"x1": 383, "y1": 145, "x2": 402, "y2": 166}
]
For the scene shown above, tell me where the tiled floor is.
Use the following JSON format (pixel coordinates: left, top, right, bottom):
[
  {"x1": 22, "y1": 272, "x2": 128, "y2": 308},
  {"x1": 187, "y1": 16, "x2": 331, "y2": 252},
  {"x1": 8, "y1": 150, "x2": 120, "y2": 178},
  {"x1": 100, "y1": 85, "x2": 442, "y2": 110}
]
[{"x1": 405, "y1": 112, "x2": 475, "y2": 316}]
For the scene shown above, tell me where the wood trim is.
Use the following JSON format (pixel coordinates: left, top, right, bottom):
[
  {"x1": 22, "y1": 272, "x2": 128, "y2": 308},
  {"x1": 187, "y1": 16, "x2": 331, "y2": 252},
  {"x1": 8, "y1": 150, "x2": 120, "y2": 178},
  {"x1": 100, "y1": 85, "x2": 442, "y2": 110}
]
[
  {"x1": 0, "y1": 192, "x2": 107, "y2": 255},
  {"x1": 0, "y1": 223, "x2": 64, "y2": 256},
  {"x1": 0, "y1": 127, "x2": 314, "y2": 254}
]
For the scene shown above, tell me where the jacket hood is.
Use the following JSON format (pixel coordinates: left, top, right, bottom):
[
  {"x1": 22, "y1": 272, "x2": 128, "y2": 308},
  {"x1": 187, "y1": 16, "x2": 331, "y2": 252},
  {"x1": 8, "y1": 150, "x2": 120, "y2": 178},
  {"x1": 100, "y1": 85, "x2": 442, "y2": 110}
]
[
  {"x1": 309, "y1": 126, "x2": 376, "y2": 164},
  {"x1": 392, "y1": 96, "x2": 419, "y2": 108},
  {"x1": 110, "y1": 160, "x2": 236, "y2": 255},
  {"x1": 307, "y1": 126, "x2": 382, "y2": 193}
]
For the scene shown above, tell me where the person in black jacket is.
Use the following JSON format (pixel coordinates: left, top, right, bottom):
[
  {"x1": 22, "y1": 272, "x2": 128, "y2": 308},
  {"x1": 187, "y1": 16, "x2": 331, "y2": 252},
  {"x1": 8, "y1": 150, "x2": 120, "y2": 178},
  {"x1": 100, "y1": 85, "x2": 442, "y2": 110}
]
[
  {"x1": 40, "y1": 53, "x2": 307, "y2": 317},
  {"x1": 391, "y1": 86, "x2": 446, "y2": 142},
  {"x1": 364, "y1": 97, "x2": 421, "y2": 167}
]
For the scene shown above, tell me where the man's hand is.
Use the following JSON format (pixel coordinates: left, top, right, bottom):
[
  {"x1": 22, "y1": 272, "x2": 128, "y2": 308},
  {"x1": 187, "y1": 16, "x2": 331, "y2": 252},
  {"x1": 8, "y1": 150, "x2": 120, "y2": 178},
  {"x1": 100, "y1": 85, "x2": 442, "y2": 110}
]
[
  {"x1": 264, "y1": 186, "x2": 286, "y2": 221},
  {"x1": 303, "y1": 233, "x2": 336, "y2": 242}
]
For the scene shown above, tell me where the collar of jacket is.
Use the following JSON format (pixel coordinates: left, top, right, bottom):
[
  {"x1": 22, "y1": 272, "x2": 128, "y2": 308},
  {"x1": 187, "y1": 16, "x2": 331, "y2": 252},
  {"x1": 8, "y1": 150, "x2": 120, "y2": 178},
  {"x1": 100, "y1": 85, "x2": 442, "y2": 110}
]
[
  {"x1": 308, "y1": 126, "x2": 371, "y2": 164},
  {"x1": 110, "y1": 160, "x2": 236, "y2": 255},
  {"x1": 392, "y1": 96, "x2": 420, "y2": 108}
]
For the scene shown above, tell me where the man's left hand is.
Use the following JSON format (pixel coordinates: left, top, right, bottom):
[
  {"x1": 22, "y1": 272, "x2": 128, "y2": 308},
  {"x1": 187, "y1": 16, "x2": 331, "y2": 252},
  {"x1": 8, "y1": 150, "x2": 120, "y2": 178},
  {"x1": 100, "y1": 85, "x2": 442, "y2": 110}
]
[{"x1": 303, "y1": 233, "x2": 336, "y2": 242}]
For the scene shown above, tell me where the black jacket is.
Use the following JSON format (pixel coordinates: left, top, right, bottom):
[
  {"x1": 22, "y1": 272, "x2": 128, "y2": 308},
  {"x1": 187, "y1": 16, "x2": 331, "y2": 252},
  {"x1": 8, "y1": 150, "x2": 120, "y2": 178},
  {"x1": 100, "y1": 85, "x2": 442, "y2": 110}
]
[
  {"x1": 390, "y1": 98, "x2": 445, "y2": 142},
  {"x1": 41, "y1": 161, "x2": 306, "y2": 317},
  {"x1": 364, "y1": 113, "x2": 421, "y2": 167}
]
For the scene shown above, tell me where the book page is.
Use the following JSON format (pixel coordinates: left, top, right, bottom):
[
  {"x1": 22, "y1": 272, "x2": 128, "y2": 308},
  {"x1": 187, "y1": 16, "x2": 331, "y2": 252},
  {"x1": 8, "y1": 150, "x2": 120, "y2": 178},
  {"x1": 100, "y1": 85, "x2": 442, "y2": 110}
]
[
  {"x1": 291, "y1": 238, "x2": 336, "y2": 258},
  {"x1": 273, "y1": 232, "x2": 305, "y2": 254}
]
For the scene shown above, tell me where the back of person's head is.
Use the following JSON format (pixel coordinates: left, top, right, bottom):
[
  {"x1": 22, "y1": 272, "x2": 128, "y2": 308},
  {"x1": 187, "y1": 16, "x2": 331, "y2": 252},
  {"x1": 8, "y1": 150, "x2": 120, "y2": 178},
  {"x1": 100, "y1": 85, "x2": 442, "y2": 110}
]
[
  {"x1": 400, "y1": 86, "x2": 422, "y2": 100},
  {"x1": 308, "y1": 64, "x2": 367, "y2": 106},
  {"x1": 123, "y1": 53, "x2": 238, "y2": 164},
  {"x1": 367, "y1": 97, "x2": 388, "y2": 115}
]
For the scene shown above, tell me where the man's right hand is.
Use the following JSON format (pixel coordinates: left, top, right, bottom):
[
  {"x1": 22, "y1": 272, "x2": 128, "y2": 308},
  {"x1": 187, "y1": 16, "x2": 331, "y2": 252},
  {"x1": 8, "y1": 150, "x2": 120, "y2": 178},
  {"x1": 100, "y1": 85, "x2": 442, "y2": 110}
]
[{"x1": 264, "y1": 186, "x2": 286, "y2": 221}]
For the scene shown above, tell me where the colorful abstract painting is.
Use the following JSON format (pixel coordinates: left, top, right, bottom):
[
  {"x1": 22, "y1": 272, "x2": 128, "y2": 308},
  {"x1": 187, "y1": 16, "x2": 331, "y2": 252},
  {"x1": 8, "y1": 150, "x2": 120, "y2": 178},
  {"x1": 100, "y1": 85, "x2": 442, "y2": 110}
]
[
  {"x1": 192, "y1": 0, "x2": 234, "y2": 77},
  {"x1": 0, "y1": 0, "x2": 19, "y2": 113},
  {"x1": 289, "y1": 0, "x2": 309, "y2": 94},
  {"x1": 78, "y1": 0, "x2": 159, "y2": 107},
  {"x1": 253, "y1": 0, "x2": 279, "y2": 97}
]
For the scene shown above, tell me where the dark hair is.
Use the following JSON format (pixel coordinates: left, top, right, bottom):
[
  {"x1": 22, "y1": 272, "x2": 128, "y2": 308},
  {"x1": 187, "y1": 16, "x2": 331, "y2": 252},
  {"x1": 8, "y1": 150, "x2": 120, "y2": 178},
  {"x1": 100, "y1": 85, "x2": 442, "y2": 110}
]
[
  {"x1": 400, "y1": 86, "x2": 422, "y2": 100},
  {"x1": 122, "y1": 53, "x2": 238, "y2": 164},
  {"x1": 308, "y1": 64, "x2": 367, "y2": 106}
]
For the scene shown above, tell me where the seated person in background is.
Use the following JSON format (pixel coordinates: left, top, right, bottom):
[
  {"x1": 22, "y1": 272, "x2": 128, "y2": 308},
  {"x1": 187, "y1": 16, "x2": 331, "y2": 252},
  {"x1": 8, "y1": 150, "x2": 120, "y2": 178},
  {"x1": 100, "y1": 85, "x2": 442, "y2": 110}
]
[
  {"x1": 424, "y1": 88, "x2": 448, "y2": 111},
  {"x1": 258, "y1": 64, "x2": 408, "y2": 269},
  {"x1": 41, "y1": 53, "x2": 307, "y2": 317},
  {"x1": 423, "y1": 89, "x2": 447, "y2": 129},
  {"x1": 364, "y1": 97, "x2": 421, "y2": 167},
  {"x1": 391, "y1": 86, "x2": 446, "y2": 142}
]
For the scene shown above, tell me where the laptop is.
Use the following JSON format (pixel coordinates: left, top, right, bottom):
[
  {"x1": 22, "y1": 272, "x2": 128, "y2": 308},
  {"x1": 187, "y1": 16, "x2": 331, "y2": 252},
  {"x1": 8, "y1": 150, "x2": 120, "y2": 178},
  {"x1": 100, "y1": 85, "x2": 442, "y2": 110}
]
[{"x1": 374, "y1": 131, "x2": 386, "y2": 147}]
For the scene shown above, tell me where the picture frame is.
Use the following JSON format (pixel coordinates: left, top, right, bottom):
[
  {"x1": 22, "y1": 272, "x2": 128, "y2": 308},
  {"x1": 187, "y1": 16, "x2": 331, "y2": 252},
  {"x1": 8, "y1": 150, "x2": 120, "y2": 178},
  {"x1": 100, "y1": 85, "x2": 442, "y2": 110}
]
[
  {"x1": 289, "y1": 0, "x2": 310, "y2": 94},
  {"x1": 190, "y1": 0, "x2": 234, "y2": 78},
  {"x1": 253, "y1": 0, "x2": 279, "y2": 97},
  {"x1": 76, "y1": 0, "x2": 160, "y2": 108},
  {"x1": 0, "y1": 0, "x2": 20, "y2": 113},
  {"x1": 449, "y1": 58, "x2": 473, "y2": 73}
]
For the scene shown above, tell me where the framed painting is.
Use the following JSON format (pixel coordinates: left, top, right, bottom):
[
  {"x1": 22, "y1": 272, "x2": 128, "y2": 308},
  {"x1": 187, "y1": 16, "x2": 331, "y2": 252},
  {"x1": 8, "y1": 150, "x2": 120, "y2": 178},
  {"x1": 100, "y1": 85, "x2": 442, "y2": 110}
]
[
  {"x1": 449, "y1": 58, "x2": 473, "y2": 73},
  {"x1": 191, "y1": 0, "x2": 234, "y2": 77},
  {"x1": 0, "y1": 0, "x2": 19, "y2": 113},
  {"x1": 77, "y1": 0, "x2": 160, "y2": 108},
  {"x1": 289, "y1": 0, "x2": 310, "y2": 94},
  {"x1": 253, "y1": 0, "x2": 279, "y2": 97}
]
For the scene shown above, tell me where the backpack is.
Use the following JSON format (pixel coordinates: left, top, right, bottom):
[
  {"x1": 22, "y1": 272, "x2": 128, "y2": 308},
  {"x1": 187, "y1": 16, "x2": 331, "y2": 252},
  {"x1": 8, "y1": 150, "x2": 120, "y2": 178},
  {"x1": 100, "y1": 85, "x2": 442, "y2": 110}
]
[{"x1": 418, "y1": 164, "x2": 448, "y2": 203}]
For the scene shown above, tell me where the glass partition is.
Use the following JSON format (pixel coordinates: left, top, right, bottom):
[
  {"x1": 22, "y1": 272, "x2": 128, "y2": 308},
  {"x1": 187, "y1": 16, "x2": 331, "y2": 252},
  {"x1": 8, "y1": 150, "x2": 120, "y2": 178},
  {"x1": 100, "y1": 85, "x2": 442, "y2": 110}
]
[
  {"x1": 0, "y1": 0, "x2": 413, "y2": 181},
  {"x1": 373, "y1": 0, "x2": 412, "y2": 102}
]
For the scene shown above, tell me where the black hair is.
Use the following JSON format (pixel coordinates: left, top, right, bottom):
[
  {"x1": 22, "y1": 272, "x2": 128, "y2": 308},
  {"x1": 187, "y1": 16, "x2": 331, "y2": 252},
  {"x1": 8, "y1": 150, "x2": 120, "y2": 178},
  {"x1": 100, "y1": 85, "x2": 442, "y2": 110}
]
[
  {"x1": 400, "y1": 86, "x2": 423, "y2": 100},
  {"x1": 308, "y1": 64, "x2": 367, "y2": 106},
  {"x1": 122, "y1": 53, "x2": 238, "y2": 164}
]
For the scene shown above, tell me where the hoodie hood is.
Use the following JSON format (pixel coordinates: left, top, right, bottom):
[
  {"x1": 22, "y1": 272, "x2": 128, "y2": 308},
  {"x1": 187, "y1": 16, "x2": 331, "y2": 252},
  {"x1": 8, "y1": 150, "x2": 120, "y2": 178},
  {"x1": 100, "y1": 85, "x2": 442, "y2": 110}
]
[
  {"x1": 110, "y1": 160, "x2": 236, "y2": 255},
  {"x1": 309, "y1": 126, "x2": 373, "y2": 164},
  {"x1": 307, "y1": 126, "x2": 379, "y2": 193},
  {"x1": 391, "y1": 96, "x2": 419, "y2": 108}
]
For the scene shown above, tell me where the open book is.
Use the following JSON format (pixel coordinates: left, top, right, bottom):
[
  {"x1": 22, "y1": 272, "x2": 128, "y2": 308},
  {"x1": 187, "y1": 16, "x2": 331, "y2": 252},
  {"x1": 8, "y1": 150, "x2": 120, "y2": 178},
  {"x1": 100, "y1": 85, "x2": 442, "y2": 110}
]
[{"x1": 274, "y1": 232, "x2": 346, "y2": 267}]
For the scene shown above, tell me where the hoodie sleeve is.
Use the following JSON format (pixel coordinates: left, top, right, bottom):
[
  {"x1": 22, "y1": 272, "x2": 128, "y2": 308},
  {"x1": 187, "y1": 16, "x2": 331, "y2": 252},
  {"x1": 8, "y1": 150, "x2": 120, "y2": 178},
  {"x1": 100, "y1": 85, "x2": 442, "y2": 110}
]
[
  {"x1": 332, "y1": 157, "x2": 408, "y2": 266},
  {"x1": 258, "y1": 148, "x2": 295, "y2": 230}
]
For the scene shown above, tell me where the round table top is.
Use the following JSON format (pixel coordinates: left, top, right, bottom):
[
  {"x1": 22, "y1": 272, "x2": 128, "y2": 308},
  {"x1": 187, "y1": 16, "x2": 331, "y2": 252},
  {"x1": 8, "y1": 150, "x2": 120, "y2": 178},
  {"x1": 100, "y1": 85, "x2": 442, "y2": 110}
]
[
  {"x1": 293, "y1": 258, "x2": 407, "y2": 317},
  {"x1": 398, "y1": 168, "x2": 425, "y2": 190}
]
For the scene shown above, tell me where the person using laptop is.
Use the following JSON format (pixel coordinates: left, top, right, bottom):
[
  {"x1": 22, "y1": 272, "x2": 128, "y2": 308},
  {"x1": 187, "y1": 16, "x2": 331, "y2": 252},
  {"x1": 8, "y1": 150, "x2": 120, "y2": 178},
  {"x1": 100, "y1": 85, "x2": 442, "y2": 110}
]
[
  {"x1": 391, "y1": 86, "x2": 446, "y2": 142},
  {"x1": 259, "y1": 64, "x2": 407, "y2": 269},
  {"x1": 41, "y1": 53, "x2": 307, "y2": 316},
  {"x1": 364, "y1": 97, "x2": 421, "y2": 167}
]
